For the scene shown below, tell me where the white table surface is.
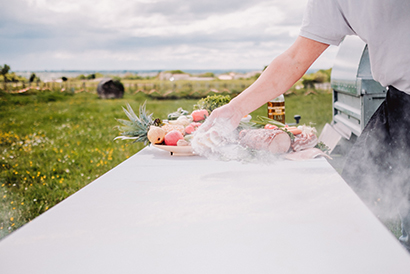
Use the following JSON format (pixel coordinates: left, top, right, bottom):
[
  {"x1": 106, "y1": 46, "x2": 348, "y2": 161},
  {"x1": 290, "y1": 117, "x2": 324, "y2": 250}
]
[{"x1": 1, "y1": 146, "x2": 410, "y2": 273}]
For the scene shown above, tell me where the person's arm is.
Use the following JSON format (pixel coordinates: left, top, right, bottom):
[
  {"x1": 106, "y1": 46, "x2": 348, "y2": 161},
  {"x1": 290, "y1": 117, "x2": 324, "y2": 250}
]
[{"x1": 205, "y1": 36, "x2": 329, "y2": 129}]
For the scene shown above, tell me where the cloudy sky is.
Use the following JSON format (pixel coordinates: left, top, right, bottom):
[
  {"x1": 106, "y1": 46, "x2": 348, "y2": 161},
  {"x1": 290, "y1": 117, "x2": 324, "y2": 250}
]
[{"x1": 1, "y1": 0, "x2": 338, "y2": 72}]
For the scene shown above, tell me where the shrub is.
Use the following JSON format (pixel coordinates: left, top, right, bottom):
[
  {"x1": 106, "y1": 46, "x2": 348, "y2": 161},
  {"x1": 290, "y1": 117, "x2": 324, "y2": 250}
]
[{"x1": 193, "y1": 94, "x2": 231, "y2": 113}]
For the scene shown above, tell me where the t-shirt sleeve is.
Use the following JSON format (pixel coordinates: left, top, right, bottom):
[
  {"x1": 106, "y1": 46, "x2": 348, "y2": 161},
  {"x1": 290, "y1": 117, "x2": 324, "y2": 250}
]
[{"x1": 299, "y1": 0, "x2": 355, "y2": 46}]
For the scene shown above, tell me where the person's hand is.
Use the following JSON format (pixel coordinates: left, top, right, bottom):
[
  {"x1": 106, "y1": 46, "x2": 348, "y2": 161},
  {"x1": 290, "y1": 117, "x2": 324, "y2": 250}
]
[
  {"x1": 199, "y1": 102, "x2": 245, "y2": 133},
  {"x1": 191, "y1": 102, "x2": 246, "y2": 158}
]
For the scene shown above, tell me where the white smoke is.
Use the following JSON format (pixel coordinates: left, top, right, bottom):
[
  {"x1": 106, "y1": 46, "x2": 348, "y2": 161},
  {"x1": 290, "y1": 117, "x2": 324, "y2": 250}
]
[
  {"x1": 191, "y1": 117, "x2": 283, "y2": 164},
  {"x1": 193, "y1": 116, "x2": 406, "y2": 241},
  {"x1": 338, "y1": 128, "x2": 408, "y2": 239}
]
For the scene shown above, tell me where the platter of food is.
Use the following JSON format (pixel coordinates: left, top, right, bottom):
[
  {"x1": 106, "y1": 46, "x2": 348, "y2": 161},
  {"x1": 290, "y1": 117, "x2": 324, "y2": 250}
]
[
  {"x1": 152, "y1": 144, "x2": 195, "y2": 156},
  {"x1": 114, "y1": 95, "x2": 331, "y2": 160}
]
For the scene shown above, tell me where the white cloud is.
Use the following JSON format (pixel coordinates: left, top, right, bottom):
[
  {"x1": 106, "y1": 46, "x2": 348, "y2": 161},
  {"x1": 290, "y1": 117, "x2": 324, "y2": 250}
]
[
  {"x1": 27, "y1": 0, "x2": 81, "y2": 13},
  {"x1": 0, "y1": 0, "x2": 339, "y2": 71}
]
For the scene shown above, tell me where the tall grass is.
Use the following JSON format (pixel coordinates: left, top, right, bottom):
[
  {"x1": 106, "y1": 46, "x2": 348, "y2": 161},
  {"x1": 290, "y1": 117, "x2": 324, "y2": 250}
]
[{"x1": 0, "y1": 89, "x2": 332, "y2": 239}]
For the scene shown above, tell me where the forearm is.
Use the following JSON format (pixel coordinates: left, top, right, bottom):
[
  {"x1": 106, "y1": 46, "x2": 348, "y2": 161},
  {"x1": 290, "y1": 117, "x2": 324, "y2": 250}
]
[
  {"x1": 231, "y1": 53, "x2": 305, "y2": 115},
  {"x1": 230, "y1": 36, "x2": 329, "y2": 116}
]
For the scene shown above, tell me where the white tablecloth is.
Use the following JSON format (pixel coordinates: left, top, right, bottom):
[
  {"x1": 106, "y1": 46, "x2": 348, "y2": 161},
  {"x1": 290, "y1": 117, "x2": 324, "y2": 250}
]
[{"x1": 1, "y1": 146, "x2": 410, "y2": 273}]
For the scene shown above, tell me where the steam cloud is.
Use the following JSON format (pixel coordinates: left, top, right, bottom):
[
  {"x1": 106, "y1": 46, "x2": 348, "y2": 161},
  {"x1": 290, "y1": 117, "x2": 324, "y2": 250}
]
[
  {"x1": 191, "y1": 118, "x2": 282, "y2": 164},
  {"x1": 193, "y1": 114, "x2": 408, "y2": 242}
]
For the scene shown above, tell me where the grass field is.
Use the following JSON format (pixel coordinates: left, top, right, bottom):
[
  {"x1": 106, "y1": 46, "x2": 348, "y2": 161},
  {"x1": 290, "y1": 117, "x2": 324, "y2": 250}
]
[{"x1": 0, "y1": 88, "x2": 333, "y2": 239}]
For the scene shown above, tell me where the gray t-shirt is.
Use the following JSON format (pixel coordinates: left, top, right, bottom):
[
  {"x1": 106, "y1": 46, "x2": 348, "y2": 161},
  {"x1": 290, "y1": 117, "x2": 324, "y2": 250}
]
[{"x1": 300, "y1": 0, "x2": 410, "y2": 93}]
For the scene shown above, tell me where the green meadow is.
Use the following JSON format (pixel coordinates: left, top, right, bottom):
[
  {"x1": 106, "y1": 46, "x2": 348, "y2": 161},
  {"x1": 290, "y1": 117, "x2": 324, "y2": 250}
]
[{"x1": 0, "y1": 88, "x2": 332, "y2": 239}]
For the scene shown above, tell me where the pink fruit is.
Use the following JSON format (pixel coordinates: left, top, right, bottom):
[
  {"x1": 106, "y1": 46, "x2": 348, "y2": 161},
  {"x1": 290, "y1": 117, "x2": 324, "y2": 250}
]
[
  {"x1": 184, "y1": 125, "x2": 195, "y2": 134},
  {"x1": 191, "y1": 109, "x2": 209, "y2": 122},
  {"x1": 164, "y1": 130, "x2": 184, "y2": 146},
  {"x1": 185, "y1": 122, "x2": 203, "y2": 134},
  {"x1": 191, "y1": 122, "x2": 202, "y2": 127}
]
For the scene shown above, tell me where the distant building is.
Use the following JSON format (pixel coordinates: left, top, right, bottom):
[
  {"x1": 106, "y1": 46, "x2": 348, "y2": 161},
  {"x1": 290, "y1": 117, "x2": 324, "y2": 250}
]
[
  {"x1": 158, "y1": 71, "x2": 215, "y2": 81},
  {"x1": 233, "y1": 71, "x2": 262, "y2": 79},
  {"x1": 218, "y1": 71, "x2": 262, "y2": 80},
  {"x1": 217, "y1": 73, "x2": 235, "y2": 80},
  {"x1": 158, "y1": 70, "x2": 263, "y2": 81},
  {"x1": 158, "y1": 72, "x2": 190, "y2": 81}
]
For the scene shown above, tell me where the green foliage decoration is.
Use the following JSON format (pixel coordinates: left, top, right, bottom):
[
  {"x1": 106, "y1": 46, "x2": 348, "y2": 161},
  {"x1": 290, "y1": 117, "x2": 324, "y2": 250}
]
[
  {"x1": 193, "y1": 94, "x2": 231, "y2": 113},
  {"x1": 114, "y1": 102, "x2": 154, "y2": 144}
]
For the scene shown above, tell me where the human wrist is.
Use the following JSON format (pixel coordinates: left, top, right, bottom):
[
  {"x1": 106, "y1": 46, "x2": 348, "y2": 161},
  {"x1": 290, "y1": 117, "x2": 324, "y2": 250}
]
[{"x1": 229, "y1": 95, "x2": 254, "y2": 118}]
